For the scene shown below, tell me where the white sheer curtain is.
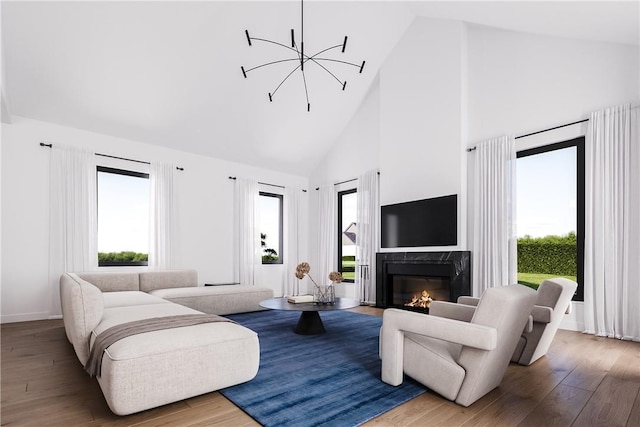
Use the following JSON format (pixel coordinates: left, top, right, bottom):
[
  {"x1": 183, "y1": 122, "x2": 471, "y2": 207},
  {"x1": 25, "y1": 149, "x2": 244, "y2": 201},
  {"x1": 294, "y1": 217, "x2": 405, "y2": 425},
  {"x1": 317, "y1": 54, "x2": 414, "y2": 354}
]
[
  {"x1": 235, "y1": 178, "x2": 261, "y2": 286},
  {"x1": 317, "y1": 185, "x2": 337, "y2": 290},
  {"x1": 283, "y1": 187, "x2": 303, "y2": 296},
  {"x1": 148, "y1": 162, "x2": 175, "y2": 269},
  {"x1": 355, "y1": 170, "x2": 380, "y2": 304},
  {"x1": 472, "y1": 135, "x2": 517, "y2": 296},
  {"x1": 48, "y1": 144, "x2": 98, "y2": 315},
  {"x1": 584, "y1": 104, "x2": 640, "y2": 341}
]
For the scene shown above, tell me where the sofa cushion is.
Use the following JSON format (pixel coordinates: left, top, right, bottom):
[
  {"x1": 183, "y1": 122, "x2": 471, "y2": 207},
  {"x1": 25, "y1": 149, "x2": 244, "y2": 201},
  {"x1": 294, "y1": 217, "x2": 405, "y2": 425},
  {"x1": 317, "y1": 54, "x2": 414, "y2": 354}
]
[
  {"x1": 90, "y1": 301, "x2": 260, "y2": 415},
  {"x1": 97, "y1": 320, "x2": 259, "y2": 415},
  {"x1": 60, "y1": 273, "x2": 105, "y2": 364},
  {"x1": 96, "y1": 302, "x2": 202, "y2": 338},
  {"x1": 76, "y1": 272, "x2": 140, "y2": 292},
  {"x1": 149, "y1": 285, "x2": 274, "y2": 315},
  {"x1": 139, "y1": 270, "x2": 197, "y2": 292},
  {"x1": 103, "y1": 291, "x2": 171, "y2": 309}
]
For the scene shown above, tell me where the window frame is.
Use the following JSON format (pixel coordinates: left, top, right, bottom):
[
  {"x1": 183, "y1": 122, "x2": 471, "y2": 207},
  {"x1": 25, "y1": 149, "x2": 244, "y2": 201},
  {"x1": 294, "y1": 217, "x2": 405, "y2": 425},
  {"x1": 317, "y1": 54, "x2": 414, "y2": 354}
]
[
  {"x1": 259, "y1": 191, "x2": 284, "y2": 265},
  {"x1": 97, "y1": 166, "x2": 150, "y2": 267},
  {"x1": 337, "y1": 188, "x2": 357, "y2": 283},
  {"x1": 516, "y1": 136, "x2": 585, "y2": 301}
]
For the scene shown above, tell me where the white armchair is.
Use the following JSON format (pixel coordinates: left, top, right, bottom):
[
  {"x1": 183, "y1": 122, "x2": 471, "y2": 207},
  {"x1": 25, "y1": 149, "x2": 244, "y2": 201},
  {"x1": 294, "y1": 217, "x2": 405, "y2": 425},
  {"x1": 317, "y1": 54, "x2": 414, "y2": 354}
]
[
  {"x1": 380, "y1": 284, "x2": 537, "y2": 407},
  {"x1": 511, "y1": 278, "x2": 577, "y2": 365},
  {"x1": 456, "y1": 278, "x2": 578, "y2": 365}
]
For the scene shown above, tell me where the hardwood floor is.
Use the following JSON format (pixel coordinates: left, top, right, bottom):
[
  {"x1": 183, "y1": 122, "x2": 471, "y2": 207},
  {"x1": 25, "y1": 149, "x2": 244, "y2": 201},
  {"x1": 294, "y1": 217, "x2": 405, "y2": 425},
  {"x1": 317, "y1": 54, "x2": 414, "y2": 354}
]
[{"x1": 2, "y1": 307, "x2": 639, "y2": 426}]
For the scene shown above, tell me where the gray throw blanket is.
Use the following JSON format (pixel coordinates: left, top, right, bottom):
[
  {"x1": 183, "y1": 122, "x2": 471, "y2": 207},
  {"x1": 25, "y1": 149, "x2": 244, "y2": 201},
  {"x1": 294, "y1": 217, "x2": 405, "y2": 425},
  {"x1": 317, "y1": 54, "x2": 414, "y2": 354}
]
[{"x1": 85, "y1": 314, "x2": 234, "y2": 378}]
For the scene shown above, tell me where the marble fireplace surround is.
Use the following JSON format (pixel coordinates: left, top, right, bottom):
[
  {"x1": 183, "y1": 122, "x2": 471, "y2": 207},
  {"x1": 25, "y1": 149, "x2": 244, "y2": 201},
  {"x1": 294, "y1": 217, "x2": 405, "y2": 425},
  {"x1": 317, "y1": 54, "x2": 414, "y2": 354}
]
[{"x1": 375, "y1": 251, "x2": 472, "y2": 309}]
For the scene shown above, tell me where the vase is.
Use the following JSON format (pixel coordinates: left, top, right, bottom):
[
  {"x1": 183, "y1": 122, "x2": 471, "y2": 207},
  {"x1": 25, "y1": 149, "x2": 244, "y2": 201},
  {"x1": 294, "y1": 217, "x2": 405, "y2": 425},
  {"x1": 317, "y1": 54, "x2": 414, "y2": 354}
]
[{"x1": 314, "y1": 284, "x2": 335, "y2": 305}]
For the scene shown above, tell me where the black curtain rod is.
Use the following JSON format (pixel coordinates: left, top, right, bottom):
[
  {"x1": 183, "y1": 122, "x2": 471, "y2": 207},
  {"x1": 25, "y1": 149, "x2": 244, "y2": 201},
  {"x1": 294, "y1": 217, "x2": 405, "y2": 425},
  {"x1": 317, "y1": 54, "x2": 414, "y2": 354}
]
[
  {"x1": 228, "y1": 176, "x2": 307, "y2": 192},
  {"x1": 314, "y1": 172, "x2": 379, "y2": 191},
  {"x1": 466, "y1": 118, "x2": 590, "y2": 152},
  {"x1": 97, "y1": 152, "x2": 149, "y2": 165},
  {"x1": 315, "y1": 178, "x2": 356, "y2": 191},
  {"x1": 315, "y1": 177, "x2": 357, "y2": 191},
  {"x1": 40, "y1": 142, "x2": 184, "y2": 170}
]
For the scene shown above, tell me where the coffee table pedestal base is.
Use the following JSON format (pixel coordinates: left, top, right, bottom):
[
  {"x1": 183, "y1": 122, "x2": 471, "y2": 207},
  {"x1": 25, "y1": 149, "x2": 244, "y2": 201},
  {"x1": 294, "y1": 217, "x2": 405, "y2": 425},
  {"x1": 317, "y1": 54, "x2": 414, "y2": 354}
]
[{"x1": 294, "y1": 311, "x2": 326, "y2": 335}]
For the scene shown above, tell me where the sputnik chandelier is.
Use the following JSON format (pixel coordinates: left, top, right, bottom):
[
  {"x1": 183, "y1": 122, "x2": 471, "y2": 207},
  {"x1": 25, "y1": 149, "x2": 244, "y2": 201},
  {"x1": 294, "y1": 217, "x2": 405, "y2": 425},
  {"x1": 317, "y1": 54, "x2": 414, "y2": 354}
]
[{"x1": 241, "y1": 0, "x2": 365, "y2": 112}]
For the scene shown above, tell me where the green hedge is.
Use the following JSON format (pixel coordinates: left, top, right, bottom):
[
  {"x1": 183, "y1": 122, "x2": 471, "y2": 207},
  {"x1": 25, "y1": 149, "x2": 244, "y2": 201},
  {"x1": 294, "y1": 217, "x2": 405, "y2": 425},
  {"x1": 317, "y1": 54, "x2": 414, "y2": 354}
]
[
  {"x1": 98, "y1": 251, "x2": 148, "y2": 263},
  {"x1": 341, "y1": 256, "x2": 355, "y2": 273},
  {"x1": 517, "y1": 233, "x2": 576, "y2": 276}
]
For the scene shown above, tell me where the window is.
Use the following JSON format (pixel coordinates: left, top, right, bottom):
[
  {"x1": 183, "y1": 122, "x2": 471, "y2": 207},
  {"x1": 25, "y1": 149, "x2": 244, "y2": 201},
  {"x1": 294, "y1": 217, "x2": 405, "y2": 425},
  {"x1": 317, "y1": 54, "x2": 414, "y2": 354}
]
[
  {"x1": 259, "y1": 192, "x2": 283, "y2": 264},
  {"x1": 97, "y1": 167, "x2": 150, "y2": 267},
  {"x1": 338, "y1": 189, "x2": 357, "y2": 282},
  {"x1": 516, "y1": 137, "x2": 585, "y2": 300}
]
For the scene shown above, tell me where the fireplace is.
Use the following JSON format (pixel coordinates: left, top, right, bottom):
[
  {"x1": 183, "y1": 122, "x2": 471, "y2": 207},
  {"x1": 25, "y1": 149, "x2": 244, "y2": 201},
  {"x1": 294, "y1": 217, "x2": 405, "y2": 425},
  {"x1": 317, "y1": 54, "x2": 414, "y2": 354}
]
[{"x1": 376, "y1": 251, "x2": 471, "y2": 312}]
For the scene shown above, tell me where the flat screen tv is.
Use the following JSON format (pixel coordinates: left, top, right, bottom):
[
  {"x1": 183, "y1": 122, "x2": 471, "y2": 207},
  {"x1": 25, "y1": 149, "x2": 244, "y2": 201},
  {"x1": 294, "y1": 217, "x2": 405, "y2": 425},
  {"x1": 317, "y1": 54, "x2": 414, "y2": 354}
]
[{"x1": 381, "y1": 194, "x2": 457, "y2": 248}]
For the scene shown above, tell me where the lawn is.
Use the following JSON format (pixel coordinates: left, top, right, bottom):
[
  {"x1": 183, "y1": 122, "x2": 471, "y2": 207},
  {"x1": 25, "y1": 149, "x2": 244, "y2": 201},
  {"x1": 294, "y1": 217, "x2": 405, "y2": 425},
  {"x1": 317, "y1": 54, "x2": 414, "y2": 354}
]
[
  {"x1": 342, "y1": 259, "x2": 355, "y2": 280},
  {"x1": 517, "y1": 272, "x2": 577, "y2": 290}
]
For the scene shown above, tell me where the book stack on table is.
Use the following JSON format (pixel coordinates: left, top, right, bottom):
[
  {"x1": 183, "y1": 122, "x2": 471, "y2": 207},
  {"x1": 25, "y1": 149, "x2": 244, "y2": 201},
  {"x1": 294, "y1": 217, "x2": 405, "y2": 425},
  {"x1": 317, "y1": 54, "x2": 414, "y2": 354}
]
[{"x1": 287, "y1": 295, "x2": 314, "y2": 304}]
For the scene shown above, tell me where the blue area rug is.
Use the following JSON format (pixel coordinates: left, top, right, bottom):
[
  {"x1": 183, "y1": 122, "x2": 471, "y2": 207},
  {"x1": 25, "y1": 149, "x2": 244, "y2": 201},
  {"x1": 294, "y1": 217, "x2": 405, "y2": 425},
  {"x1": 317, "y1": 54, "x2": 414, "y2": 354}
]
[{"x1": 221, "y1": 310, "x2": 426, "y2": 427}]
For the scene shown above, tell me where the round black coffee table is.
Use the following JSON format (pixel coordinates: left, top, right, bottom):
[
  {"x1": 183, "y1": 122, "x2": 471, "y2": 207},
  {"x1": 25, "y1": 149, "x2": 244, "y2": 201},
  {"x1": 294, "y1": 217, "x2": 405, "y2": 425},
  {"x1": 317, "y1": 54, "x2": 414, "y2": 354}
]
[{"x1": 259, "y1": 297, "x2": 360, "y2": 335}]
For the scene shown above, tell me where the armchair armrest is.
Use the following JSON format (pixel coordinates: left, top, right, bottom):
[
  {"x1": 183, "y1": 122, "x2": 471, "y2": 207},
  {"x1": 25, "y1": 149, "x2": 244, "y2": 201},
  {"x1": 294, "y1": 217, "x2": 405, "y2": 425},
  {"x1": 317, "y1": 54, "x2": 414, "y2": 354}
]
[
  {"x1": 457, "y1": 296, "x2": 480, "y2": 306},
  {"x1": 429, "y1": 301, "x2": 476, "y2": 322},
  {"x1": 381, "y1": 308, "x2": 497, "y2": 386},
  {"x1": 525, "y1": 315, "x2": 534, "y2": 333},
  {"x1": 383, "y1": 308, "x2": 496, "y2": 350},
  {"x1": 531, "y1": 305, "x2": 553, "y2": 323}
]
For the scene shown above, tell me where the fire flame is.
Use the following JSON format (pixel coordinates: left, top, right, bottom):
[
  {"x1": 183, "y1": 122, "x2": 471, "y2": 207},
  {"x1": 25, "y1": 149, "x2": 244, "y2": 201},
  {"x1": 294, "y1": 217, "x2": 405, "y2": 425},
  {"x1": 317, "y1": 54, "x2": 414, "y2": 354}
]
[{"x1": 404, "y1": 290, "x2": 433, "y2": 309}]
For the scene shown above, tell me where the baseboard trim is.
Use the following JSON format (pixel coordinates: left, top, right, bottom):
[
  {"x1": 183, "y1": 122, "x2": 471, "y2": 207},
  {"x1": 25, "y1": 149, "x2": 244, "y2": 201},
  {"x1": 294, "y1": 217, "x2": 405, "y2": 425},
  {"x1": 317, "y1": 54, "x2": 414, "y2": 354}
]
[
  {"x1": 559, "y1": 321, "x2": 585, "y2": 332},
  {"x1": 559, "y1": 301, "x2": 585, "y2": 332},
  {"x1": 1, "y1": 311, "x2": 51, "y2": 324}
]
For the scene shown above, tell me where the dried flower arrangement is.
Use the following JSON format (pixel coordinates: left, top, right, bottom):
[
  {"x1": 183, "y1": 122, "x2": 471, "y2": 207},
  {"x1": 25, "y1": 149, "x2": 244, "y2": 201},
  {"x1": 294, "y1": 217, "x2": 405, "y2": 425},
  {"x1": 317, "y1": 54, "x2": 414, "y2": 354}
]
[
  {"x1": 329, "y1": 271, "x2": 344, "y2": 283},
  {"x1": 295, "y1": 262, "x2": 319, "y2": 286},
  {"x1": 295, "y1": 262, "x2": 341, "y2": 304}
]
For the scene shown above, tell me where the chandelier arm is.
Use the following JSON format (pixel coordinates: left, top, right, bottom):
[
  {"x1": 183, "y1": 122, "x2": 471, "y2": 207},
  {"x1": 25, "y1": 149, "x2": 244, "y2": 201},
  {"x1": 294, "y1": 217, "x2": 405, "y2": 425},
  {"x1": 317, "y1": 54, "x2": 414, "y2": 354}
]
[
  {"x1": 312, "y1": 58, "x2": 362, "y2": 68},
  {"x1": 250, "y1": 37, "x2": 299, "y2": 54},
  {"x1": 270, "y1": 63, "x2": 303, "y2": 98},
  {"x1": 300, "y1": 67, "x2": 311, "y2": 112},
  {"x1": 245, "y1": 58, "x2": 301, "y2": 74},
  {"x1": 305, "y1": 58, "x2": 344, "y2": 86},
  {"x1": 306, "y1": 44, "x2": 343, "y2": 59},
  {"x1": 292, "y1": 38, "x2": 302, "y2": 64}
]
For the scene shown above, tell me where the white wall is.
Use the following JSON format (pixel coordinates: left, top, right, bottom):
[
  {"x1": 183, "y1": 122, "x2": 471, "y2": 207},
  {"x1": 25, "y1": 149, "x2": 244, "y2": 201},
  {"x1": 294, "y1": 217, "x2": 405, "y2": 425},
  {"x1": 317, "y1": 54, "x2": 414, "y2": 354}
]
[
  {"x1": 1, "y1": 116, "x2": 308, "y2": 322},
  {"x1": 310, "y1": 76, "x2": 381, "y2": 187},
  {"x1": 467, "y1": 24, "x2": 639, "y2": 145},
  {"x1": 380, "y1": 17, "x2": 466, "y2": 206},
  {"x1": 312, "y1": 17, "x2": 471, "y2": 275},
  {"x1": 379, "y1": 17, "x2": 468, "y2": 252}
]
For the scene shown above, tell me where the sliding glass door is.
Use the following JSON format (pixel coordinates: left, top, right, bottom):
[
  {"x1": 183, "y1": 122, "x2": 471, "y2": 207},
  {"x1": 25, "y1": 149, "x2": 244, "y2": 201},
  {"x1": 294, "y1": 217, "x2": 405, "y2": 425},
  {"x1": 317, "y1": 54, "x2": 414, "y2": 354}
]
[{"x1": 516, "y1": 137, "x2": 584, "y2": 300}]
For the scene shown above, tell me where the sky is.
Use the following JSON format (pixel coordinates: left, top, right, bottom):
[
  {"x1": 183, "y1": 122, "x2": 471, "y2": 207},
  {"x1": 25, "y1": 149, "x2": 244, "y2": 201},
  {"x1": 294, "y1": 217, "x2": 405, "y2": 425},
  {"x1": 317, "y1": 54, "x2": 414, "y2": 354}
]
[
  {"x1": 97, "y1": 171, "x2": 150, "y2": 253},
  {"x1": 516, "y1": 146, "x2": 577, "y2": 238}
]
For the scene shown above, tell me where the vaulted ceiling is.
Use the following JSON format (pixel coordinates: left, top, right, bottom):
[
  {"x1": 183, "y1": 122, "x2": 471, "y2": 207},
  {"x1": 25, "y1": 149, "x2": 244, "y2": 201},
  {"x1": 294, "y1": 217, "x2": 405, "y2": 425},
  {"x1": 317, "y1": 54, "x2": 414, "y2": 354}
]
[{"x1": 2, "y1": 1, "x2": 638, "y2": 176}]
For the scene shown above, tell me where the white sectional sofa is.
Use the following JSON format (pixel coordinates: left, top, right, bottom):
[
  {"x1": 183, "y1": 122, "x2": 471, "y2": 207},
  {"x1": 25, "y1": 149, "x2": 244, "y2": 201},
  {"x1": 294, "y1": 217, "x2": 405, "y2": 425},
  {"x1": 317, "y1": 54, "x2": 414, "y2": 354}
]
[{"x1": 59, "y1": 270, "x2": 273, "y2": 415}]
